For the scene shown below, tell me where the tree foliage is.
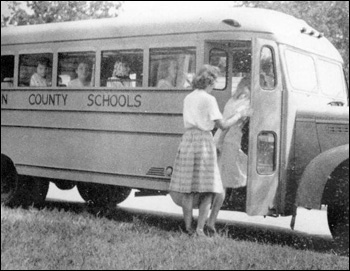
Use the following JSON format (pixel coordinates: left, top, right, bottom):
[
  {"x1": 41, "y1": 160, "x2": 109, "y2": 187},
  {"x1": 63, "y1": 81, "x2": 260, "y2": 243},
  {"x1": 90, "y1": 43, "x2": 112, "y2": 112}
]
[
  {"x1": 234, "y1": 1, "x2": 349, "y2": 80},
  {"x1": 1, "y1": 1, "x2": 123, "y2": 26}
]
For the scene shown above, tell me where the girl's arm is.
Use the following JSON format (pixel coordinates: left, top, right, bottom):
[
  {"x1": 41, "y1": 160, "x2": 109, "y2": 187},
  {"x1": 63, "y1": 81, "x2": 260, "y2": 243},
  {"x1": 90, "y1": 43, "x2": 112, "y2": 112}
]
[
  {"x1": 215, "y1": 106, "x2": 252, "y2": 130},
  {"x1": 215, "y1": 112, "x2": 242, "y2": 130}
]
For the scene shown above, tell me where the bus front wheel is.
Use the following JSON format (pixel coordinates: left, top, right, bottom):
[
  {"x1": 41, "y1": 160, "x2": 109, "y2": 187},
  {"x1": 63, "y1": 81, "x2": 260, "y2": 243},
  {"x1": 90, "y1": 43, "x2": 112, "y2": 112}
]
[
  {"x1": 327, "y1": 202, "x2": 349, "y2": 256},
  {"x1": 77, "y1": 183, "x2": 131, "y2": 207},
  {"x1": 326, "y1": 160, "x2": 349, "y2": 256}
]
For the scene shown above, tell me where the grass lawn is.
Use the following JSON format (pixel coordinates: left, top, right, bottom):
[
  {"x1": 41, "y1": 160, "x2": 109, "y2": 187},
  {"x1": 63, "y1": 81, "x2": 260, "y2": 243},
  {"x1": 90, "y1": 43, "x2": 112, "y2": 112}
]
[{"x1": 1, "y1": 204, "x2": 349, "y2": 270}]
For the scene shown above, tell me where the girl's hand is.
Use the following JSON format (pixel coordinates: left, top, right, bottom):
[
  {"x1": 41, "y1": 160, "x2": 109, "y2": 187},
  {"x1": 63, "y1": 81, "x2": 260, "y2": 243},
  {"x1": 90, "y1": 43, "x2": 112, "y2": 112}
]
[{"x1": 240, "y1": 107, "x2": 253, "y2": 117}]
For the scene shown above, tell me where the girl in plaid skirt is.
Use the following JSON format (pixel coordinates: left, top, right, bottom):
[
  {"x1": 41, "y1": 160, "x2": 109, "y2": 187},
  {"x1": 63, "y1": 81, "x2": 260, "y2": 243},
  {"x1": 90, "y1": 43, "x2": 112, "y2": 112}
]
[{"x1": 169, "y1": 65, "x2": 251, "y2": 236}]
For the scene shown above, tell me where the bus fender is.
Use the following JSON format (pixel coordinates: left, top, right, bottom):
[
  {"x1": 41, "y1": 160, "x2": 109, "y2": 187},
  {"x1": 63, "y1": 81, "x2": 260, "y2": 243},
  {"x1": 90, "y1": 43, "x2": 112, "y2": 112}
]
[{"x1": 296, "y1": 144, "x2": 349, "y2": 210}]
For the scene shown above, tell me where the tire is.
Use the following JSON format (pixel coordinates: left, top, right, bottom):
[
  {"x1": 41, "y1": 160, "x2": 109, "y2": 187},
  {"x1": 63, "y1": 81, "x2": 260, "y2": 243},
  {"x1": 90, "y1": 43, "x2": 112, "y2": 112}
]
[
  {"x1": 1, "y1": 154, "x2": 19, "y2": 205},
  {"x1": 77, "y1": 182, "x2": 131, "y2": 206},
  {"x1": 54, "y1": 180, "x2": 76, "y2": 190},
  {"x1": 326, "y1": 160, "x2": 349, "y2": 256},
  {"x1": 327, "y1": 203, "x2": 349, "y2": 256},
  {"x1": 15, "y1": 176, "x2": 49, "y2": 207}
]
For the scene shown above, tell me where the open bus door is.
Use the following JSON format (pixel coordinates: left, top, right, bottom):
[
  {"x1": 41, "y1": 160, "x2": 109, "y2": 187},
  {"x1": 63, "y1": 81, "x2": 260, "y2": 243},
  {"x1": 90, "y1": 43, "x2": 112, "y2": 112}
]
[
  {"x1": 246, "y1": 38, "x2": 283, "y2": 216},
  {"x1": 205, "y1": 40, "x2": 252, "y2": 211}
]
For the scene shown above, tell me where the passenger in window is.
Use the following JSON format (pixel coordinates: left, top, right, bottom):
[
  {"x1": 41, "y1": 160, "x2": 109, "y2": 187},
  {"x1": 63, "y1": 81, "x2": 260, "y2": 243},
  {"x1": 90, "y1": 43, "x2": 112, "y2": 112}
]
[
  {"x1": 1, "y1": 79, "x2": 13, "y2": 88},
  {"x1": 1, "y1": 70, "x2": 13, "y2": 88},
  {"x1": 107, "y1": 61, "x2": 132, "y2": 88},
  {"x1": 260, "y1": 61, "x2": 275, "y2": 88},
  {"x1": 30, "y1": 57, "x2": 50, "y2": 87},
  {"x1": 67, "y1": 60, "x2": 92, "y2": 88},
  {"x1": 157, "y1": 60, "x2": 177, "y2": 88}
]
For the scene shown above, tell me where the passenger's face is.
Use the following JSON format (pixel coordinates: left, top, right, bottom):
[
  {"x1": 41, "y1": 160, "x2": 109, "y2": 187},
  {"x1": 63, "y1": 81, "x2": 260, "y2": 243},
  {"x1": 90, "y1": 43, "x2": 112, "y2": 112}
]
[
  {"x1": 37, "y1": 64, "x2": 48, "y2": 78},
  {"x1": 76, "y1": 63, "x2": 90, "y2": 80},
  {"x1": 113, "y1": 62, "x2": 130, "y2": 77}
]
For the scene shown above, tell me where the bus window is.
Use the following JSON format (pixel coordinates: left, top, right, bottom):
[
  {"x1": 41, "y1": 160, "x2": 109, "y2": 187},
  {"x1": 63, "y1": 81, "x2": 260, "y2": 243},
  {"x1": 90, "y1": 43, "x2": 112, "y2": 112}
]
[
  {"x1": 257, "y1": 131, "x2": 276, "y2": 175},
  {"x1": 58, "y1": 52, "x2": 95, "y2": 87},
  {"x1": 101, "y1": 50, "x2": 143, "y2": 88},
  {"x1": 19, "y1": 53, "x2": 53, "y2": 87},
  {"x1": 318, "y1": 59, "x2": 346, "y2": 99},
  {"x1": 149, "y1": 47, "x2": 196, "y2": 88},
  {"x1": 209, "y1": 49, "x2": 227, "y2": 90},
  {"x1": 285, "y1": 49, "x2": 317, "y2": 93},
  {"x1": 260, "y1": 47, "x2": 276, "y2": 90},
  {"x1": 232, "y1": 45, "x2": 252, "y2": 96},
  {"x1": 1, "y1": 55, "x2": 14, "y2": 88}
]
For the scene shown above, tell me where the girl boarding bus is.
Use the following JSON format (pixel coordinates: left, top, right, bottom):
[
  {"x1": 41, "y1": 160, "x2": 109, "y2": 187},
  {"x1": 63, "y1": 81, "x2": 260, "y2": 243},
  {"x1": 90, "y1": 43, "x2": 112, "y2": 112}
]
[{"x1": 1, "y1": 8, "x2": 348, "y2": 252}]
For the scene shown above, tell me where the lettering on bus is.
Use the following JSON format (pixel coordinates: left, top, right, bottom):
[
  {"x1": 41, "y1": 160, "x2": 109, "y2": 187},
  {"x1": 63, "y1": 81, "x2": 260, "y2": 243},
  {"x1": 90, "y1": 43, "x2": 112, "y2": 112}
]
[
  {"x1": 1, "y1": 94, "x2": 8, "y2": 105},
  {"x1": 29, "y1": 93, "x2": 68, "y2": 106},
  {"x1": 87, "y1": 94, "x2": 142, "y2": 108}
]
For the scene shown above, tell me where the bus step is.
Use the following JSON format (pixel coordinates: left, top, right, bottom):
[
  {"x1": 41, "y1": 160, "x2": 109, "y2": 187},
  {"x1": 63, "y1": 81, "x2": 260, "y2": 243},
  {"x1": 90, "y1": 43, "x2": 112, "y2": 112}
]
[{"x1": 135, "y1": 189, "x2": 168, "y2": 197}]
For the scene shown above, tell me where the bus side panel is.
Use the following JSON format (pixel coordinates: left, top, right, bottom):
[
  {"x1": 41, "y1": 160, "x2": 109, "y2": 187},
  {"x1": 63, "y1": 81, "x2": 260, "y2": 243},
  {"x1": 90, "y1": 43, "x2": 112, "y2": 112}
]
[
  {"x1": 1, "y1": 89, "x2": 187, "y2": 191},
  {"x1": 1, "y1": 125, "x2": 181, "y2": 189}
]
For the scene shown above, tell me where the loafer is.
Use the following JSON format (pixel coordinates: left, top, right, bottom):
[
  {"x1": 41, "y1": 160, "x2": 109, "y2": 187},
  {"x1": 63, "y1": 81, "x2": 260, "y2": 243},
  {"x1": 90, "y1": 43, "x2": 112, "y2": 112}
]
[
  {"x1": 195, "y1": 229, "x2": 207, "y2": 238},
  {"x1": 204, "y1": 225, "x2": 217, "y2": 237},
  {"x1": 184, "y1": 228, "x2": 196, "y2": 236}
]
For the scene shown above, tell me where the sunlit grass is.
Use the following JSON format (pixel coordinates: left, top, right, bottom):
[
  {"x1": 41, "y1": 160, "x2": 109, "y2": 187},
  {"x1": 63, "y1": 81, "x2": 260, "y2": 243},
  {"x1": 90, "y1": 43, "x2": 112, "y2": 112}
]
[{"x1": 1, "y1": 205, "x2": 348, "y2": 270}]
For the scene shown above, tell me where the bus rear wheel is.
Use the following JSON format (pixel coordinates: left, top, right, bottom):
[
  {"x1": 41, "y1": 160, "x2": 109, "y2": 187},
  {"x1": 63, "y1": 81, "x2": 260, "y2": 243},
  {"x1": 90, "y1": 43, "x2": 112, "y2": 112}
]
[
  {"x1": 1, "y1": 154, "x2": 19, "y2": 205},
  {"x1": 77, "y1": 183, "x2": 131, "y2": 207},
  {"x1": 15, "y1": 176, "x2": 50, "y2": 207}
]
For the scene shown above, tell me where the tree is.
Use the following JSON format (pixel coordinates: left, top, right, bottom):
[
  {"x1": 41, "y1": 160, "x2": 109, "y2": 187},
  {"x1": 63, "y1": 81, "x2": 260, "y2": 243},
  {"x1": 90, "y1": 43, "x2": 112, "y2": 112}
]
[
  {"x1": 233, "y1": 1, "x2": 349, "y2": 80},
  {"x1": 1, "y1": 1, "x2": 123, "y2": 26}
]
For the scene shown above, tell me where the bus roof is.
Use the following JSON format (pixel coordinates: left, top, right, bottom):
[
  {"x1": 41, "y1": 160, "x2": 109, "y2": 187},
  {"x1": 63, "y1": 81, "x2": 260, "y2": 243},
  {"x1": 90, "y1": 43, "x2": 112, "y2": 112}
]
[{"x1": 1, "y1": 7, "x2": 342, "y2": 62}]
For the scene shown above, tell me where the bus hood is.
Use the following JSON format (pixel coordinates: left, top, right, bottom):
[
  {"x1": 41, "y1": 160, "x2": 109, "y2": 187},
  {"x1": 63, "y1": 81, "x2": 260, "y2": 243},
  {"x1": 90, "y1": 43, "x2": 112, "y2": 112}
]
[{"x1": 296, "y1": 106, "x2": 349, "y2": 157}]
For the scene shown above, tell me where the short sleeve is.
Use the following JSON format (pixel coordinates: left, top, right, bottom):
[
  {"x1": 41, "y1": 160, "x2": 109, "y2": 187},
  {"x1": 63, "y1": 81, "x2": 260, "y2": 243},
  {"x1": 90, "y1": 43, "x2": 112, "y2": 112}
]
[
  {"x1": 30, "y1": 74, "x2": 37, "y2": 87},
  {"x1": 207, "y1": 96, "x2": 223, "y2": 121}
]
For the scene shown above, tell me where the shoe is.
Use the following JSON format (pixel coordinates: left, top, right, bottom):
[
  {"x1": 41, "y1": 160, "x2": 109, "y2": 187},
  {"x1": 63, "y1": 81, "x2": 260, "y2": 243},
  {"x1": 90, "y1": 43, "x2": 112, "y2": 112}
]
[
  {"x1": 204, "y1": 225, "x2": 217, "y2": 237},
  {"x1": 196, "y1": 229, "x2": 207, "y2": 238},
  {"x1": 184, "y1": 228, "x2": 196, "y2": 236}
]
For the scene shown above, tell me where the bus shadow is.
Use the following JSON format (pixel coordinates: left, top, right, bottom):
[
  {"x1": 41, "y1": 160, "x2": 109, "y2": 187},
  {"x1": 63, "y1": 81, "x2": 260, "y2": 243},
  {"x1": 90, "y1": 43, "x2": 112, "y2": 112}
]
[{"x1": 34, "y1": 199, "x2": 335, "y2": 255}]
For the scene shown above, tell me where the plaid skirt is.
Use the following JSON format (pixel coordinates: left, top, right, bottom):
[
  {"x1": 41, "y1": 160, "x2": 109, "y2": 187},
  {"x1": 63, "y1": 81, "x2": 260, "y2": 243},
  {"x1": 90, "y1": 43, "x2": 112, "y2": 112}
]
[{"x1": 169, "y1": 129, "x2": 223, "y2": 194}]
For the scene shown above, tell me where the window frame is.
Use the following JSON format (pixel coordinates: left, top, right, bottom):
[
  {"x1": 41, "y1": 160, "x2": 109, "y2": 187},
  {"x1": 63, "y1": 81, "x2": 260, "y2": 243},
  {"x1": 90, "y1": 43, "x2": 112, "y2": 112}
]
[
  {"x1": 284, "y1": 47, "x2": 318, "y2": 94},
  {"x1": 259, "y1": 45, "x2": 277, "y2": 91},
  {"x1": 209, "y1": 48, "x2": 229, "y2": 91},
  {"x1": 18, "y1": 52, "x2": 54, "y2": 88},
  {"x1": 148, "y1": 46, "x2": 197, "y2": 89}
]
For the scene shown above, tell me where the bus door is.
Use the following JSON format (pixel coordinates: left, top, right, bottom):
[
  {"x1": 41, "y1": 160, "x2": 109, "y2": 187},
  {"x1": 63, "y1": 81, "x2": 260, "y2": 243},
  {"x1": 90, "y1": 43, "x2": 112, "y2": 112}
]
[
  {"x1": 246, "y1": 38, "x2": 283, "y2": 216},
  {"x1": 206, "y1": 40, "x2": 253, "y2": 210}
]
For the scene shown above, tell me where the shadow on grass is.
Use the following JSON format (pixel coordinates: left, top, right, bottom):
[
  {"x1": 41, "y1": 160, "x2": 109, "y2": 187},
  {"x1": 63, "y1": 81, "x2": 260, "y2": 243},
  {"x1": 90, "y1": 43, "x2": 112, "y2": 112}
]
[{"x1": 24, "y1": 199, "x2": 337, "y2": 256}]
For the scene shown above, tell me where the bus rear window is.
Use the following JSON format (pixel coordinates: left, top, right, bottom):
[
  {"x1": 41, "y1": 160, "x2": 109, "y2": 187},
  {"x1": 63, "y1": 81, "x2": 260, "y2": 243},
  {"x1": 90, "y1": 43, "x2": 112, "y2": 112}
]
[
  {"x1": 1, "y1": 55, "x2": 14, "y2": 88},
  {"x1": 285, "y1": 49, "x2": 317, "y2": 93},
  {"x1": 149, "y1": 47, "x2": 196, "y2": 88},
  {"x1": 318, "y1": 59, "x2": 346, "y2": 99}
]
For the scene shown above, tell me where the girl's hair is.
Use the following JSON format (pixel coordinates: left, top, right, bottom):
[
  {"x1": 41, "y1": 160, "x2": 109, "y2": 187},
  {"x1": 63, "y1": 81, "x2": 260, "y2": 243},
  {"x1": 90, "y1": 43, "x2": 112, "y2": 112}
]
[
  {"x1": 158, "y1": 60, "x2": 177, "y2": 80},
  {"x1": 37, "y1": 57, "x2": 50, "y2": 67},
  {"x1": 192, "y1": 65, "x2": 219, "y2": 89},
  {"x1": 233, "y1": 76, "x2": 251, "y2": 99},
  {"x1": 75, "y1": 58, "x2": 92, "y2": 70}
]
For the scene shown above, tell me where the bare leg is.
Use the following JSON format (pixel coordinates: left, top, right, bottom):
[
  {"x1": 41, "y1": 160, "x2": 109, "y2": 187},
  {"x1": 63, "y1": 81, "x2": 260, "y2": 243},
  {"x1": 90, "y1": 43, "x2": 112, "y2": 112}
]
[
  {"x1": 207, "y1": 189, "x2": 226, "y2": 229},
  {"x1": 182, "y1": 193, "x2": 194, "y2": 231},
  {"x1": 197, "y1": 193, "x2": 213, "y2": 233}
]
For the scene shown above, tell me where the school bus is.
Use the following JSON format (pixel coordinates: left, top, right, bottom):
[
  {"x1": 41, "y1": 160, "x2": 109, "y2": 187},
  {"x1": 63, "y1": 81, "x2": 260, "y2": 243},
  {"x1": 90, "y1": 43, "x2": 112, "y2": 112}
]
[{"x1": 1, "y1": 8, "x2": 349, "y2": 252}]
